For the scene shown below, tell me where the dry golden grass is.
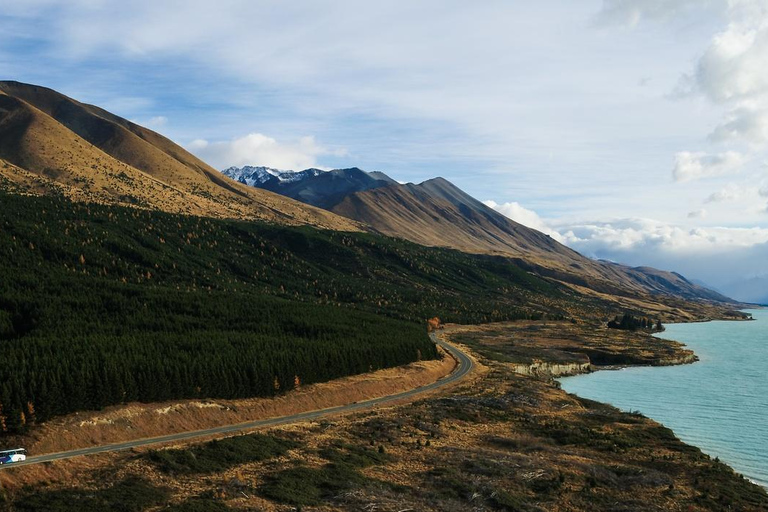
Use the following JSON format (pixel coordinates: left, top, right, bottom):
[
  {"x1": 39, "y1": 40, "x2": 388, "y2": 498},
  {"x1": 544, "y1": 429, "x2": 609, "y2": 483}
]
[{"x1": 0, "y1": 83, "x2": 361, "y2": 231}]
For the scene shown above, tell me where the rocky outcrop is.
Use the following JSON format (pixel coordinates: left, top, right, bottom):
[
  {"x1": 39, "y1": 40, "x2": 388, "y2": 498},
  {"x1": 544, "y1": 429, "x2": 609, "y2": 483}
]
[
  {"x1": 510, "y1": 360, "x2": 591, "y2": 378},
  {"x1": 655, "y1": 353, "x2": 699, "y2": 366}
]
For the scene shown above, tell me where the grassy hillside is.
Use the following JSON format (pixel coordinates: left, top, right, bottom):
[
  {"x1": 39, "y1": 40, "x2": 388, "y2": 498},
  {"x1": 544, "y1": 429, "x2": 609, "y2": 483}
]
[
  {"x1": 0, "y1": 81, "x2": 361, "y2": 230},
  {"x1": 0, "y1": 192, "x2": 575, "y2": 433}
]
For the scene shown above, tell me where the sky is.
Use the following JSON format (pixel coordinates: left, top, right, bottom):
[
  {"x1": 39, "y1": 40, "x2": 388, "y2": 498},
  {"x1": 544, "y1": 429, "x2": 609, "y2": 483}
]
[{"x1": 2, "y1": 0, "x2": 768, "y2": 300}]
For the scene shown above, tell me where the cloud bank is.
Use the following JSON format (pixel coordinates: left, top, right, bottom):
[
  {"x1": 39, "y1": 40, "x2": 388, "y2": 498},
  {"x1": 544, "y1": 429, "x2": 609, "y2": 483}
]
[{"x1": 487, "y1": 200, "x2": 768, "y2": 302}]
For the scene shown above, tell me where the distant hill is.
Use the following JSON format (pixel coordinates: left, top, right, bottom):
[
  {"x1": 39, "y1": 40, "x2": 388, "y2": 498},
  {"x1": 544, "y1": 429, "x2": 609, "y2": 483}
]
[
  {"x1": 720, "y1": 276, "x2": 768, "y2": 305},
  {"x1": 229, "y1": 166, "x2": 734, "y2": 305},
  {"x1": 0, "y1": 81, "x2": 360, "y2": 231}
]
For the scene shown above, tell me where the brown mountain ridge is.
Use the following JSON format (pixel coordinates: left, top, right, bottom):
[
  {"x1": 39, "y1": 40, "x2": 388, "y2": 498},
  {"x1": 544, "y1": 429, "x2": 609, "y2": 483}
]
[
  {"x1": 330, "y1": 176, "x2": 730, "y2": 302},
  {"x1": 226, "y1": 164, "x2": 733, "y2": 306},
  {"x1": 0, "y1": 81, "x2": 360, "y2": 231}
]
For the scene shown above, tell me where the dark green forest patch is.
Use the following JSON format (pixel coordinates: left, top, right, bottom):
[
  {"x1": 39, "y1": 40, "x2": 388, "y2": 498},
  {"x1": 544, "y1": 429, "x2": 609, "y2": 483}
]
[
  {"x1": 12, "y1": 477, "x2": 168, "y2": 512},
  {"x1": 148, "y1": 433, "x2": 299, "y2": 474},
  {"x1": 0, "y1": 192, "x2": 580, "y2": 432}
]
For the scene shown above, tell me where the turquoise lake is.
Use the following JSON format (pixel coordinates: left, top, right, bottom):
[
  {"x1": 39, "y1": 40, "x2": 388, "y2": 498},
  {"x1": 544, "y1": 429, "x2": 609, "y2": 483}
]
[{"x1": 560, "y1": 309, "x2": 768, "y2": 488}]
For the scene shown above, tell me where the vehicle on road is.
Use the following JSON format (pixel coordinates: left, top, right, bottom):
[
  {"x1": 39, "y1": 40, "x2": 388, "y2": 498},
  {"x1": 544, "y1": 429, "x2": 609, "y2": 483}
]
[{"x1": 0, "y1": 448, "x2": 26, "y2": 465}]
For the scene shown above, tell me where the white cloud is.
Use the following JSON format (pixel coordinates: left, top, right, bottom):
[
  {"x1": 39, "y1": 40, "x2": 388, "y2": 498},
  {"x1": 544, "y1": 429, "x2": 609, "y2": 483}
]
[
  {"x1": 693, "y1": 3, "x2": 768, "y2": 104},
  {"x1": 484, "y1": 200, "x2": 564, "y2": 242},
  {"x1": 187, "y1": 133, "x2": 346, "y2": 170},
  {"x1": 560, "y1": 218, "x2": 690, "y2": 252},
  {"x1": 701, "y1": 182, "x2": 768, "y2": 215},
  {"x1": 595, "y1": 0, "x2": 710, "y2": 27},
  {"x1": 490, "y1": 203, "x2": 768, "y2": 257},
  {"x1": 147, "y1": 115, "x2": 168, "y2": 127},
  {"x1": 710, "y1": 103, "x2": 768, "y2": 144},
  {"x1": 672, "y1": 150, "x2": 745, "y2": 182},
  {"x1": 604, "y1": 1, "x2": 768, "y2": 186},
  {"x1": 688, "y1": 208, "x2": 708, "y2": 218},
  {"x1": 134, "y1": 115, "x2": 168, "y2": 129},
  {"x1": 705, "y1": 183, "x2": 743, "y2": 202},
  {"x1": 679, "y1": 1, "x2": 768, "y2": 148},
  {"x1": 487, "y1": 197, "x2": 768, "y2": 300},
  {"x1": 556, "y1": 217, "x2": 768, "y2": 296}
]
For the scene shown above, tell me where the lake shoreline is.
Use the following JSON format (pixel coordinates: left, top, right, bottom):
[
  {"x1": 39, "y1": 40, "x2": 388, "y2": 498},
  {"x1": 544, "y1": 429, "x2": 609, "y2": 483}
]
[
  {"x1": 560, "y1": 310, "x2": 768, "y2": 490},
  {"x1": 7, "y1": 319, "x2": 767, "y2": 511}
]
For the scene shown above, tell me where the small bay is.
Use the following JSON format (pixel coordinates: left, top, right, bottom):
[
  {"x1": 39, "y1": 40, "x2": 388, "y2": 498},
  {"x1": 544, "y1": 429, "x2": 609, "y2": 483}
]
[{"x1": 560, "y1": 309, "x2": 768, "y2": 487}]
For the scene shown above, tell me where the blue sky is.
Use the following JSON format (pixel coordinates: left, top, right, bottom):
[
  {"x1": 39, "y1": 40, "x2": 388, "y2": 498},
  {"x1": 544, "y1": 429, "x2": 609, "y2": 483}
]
[{"x1": 3, "y1": 0, "x2": 768, "y2": 298}]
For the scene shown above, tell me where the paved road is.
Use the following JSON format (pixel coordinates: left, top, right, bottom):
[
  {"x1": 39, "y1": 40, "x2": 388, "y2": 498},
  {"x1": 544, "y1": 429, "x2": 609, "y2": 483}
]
[{"x1": 2, "y1": 333, "x2": 472, "y2": 469}]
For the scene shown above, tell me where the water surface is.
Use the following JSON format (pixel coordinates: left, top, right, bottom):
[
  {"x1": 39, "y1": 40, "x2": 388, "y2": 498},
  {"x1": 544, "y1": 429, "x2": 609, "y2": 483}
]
[{"x1": 560, "y1": 309, "x2": 768, "y2": 487}]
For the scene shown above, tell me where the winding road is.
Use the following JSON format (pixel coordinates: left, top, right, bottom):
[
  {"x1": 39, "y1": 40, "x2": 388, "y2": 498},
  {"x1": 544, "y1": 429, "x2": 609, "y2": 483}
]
[{"x1": 2, "y1": 333, "x2": 472, "y2": 469}]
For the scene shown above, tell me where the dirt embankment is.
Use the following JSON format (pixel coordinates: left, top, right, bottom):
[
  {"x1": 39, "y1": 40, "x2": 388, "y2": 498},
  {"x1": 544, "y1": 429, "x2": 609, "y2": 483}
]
[
  {"x1": 10, "y1": 349, "x2": 457, "y2": 458},
  {"x1": 511, "y1": 360, "x2": 591, "y2": 378}
]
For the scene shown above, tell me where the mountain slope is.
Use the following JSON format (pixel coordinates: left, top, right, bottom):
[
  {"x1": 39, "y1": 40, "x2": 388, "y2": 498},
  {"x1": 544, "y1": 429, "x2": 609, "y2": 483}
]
[
  {"x1": 0, "y1": 81, "x2": 360, "y2": 231},
  {"x1": 330, "y1": 177, "x2": 732, "y2": 302},
  {"x1": 331, "y1": 177, "x2": 576, "y2": 262},
  {"x1": 227, "y1": 167, "x2": 730, "y2": 304},
  {"x1": 0, "y1": 81, "x2": 731, "y2": 306}
]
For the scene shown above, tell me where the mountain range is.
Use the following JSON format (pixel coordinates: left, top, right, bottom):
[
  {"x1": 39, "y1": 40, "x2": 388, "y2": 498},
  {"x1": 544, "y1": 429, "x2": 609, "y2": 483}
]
[
  {"x1": 223, "y1": 165, "x2": 733, "y2": 305},
  {"x1": 0, "y1": 80, "x2": 737, "y2": 309}
]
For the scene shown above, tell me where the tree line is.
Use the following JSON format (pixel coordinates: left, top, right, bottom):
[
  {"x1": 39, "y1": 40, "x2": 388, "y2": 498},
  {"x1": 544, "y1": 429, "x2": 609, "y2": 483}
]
[{"x1": 607, "y1": 313, "x2": 663, "y2": 332}]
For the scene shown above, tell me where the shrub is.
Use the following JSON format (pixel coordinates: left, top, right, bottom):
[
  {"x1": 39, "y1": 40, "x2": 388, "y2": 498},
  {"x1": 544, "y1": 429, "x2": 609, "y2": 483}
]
[
  {"x1": 164, "y1": 498, "x2": 232, "y2": 512},
  {"x1": 318, "y1": 442, "x2": 393, "y2": 468},
  {"x1": 258, "y1": 464, "x2": 366, "y2": 506},
  {"x1": 14, "y1": 477, "x2": 168, "y2": 512},
  {"x1": 148, "y1": 433, "x2": 299, "y2": 474}
]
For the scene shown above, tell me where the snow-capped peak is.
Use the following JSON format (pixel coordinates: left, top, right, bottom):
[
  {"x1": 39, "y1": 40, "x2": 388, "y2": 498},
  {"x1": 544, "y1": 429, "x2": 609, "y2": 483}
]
[
  {"x1": 221, "y1": 166, "x2": 325, "y2": 187},
  {"x1": 277, "y1": 168, "x2": 324, "y2": 183}
]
